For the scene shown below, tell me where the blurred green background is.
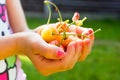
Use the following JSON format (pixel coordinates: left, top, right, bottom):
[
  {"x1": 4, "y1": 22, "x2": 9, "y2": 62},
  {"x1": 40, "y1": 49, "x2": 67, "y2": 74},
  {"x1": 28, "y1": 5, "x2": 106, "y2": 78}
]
[{"x1": 20, "y1": 0, "x2": 120, "y2": 80}]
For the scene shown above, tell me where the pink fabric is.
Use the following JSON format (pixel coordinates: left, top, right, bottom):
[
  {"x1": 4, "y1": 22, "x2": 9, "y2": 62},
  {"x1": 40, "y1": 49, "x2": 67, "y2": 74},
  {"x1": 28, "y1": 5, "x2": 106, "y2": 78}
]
[
  {"x1": 1, "y1": 6, "x2": 6, "y2": 21},
  {"x1": 0, "y1": 6, "x2": 2, "y2": 14},
  {"x1": 16, "y1": 58, "x2": 26, "y2": 80},
  {"x1": 0, "y1": 72, "x2": 8, "y2": 80}
]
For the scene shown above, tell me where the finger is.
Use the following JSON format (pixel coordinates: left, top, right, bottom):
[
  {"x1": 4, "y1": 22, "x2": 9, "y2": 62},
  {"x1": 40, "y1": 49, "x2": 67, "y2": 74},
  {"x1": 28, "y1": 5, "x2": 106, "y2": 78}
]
[
  {"x1": 82, "y1": 28, "x2": 94, "y2": 40},
  {"x1": 34, "y1": 36, "x2": 65, "y2": 59},
  {"x1": 78, "y1": 28, "x2": 94, "y2": 61},
  {"x1": 83, "y1": 28, "x2": 94, "y2": 53},
  {"x1": 62, "y1": 41, "x2": 76, "y2": 63},
  {"x1": 41, "y1": 41, "x2": 76, "y2": 73},
  {"x1": 72, "y1": 12, "x2": 80, "y2": 22},
  {"x1": 41, "y1": 44, "x2": 65, "y2": 59},
  {"x1": 83, "y1": 28, "x2": 94, "y2": 48},
  {"x1": 75, "y1": 39, "x2": 83, "y2": 57},
  {"x1": 75, "y1": 27, "x2": 85, "y2": 34},
  {"x1": 84, "y1": 28, "x2": 94, "y2": 46},
  {"x1": 68, "y1": 25, "x2": 85, "y2": 34},
  {"x1": 88, "y1": 28, "x2": 94, "y2": 41},
  {"x1": 78, "y1": 38, "x2": 92, "y2": 61},
  {"x1": 67, "y1": 40, "x2": 83, "y2": 67}
]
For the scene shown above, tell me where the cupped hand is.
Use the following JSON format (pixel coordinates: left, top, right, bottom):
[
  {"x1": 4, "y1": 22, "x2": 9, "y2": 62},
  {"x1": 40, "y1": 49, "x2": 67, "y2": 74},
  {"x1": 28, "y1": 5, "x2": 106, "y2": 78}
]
[
  {"x1": 27, "y1": 39, "x2": 83, "y2": 76},
  {"x1": 34, "y1": 23, "x2": 95, "y2": 61}
]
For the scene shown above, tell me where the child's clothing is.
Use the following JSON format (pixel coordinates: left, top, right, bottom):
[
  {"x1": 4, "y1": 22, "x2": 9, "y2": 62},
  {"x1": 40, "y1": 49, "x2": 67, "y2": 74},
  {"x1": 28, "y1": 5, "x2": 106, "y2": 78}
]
[{"x1": 0, "y1": 0, "x2": 26, "y2": 80}]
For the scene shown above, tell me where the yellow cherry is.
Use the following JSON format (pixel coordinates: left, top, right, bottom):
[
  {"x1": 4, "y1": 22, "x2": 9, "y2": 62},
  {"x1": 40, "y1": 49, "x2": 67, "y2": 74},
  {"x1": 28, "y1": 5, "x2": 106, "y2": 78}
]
[
  {"x1": 41, "y1": 26, "x2": 59, "y2": 42},
  {"x1": 41, "y1": 27, "x2": 54, "y2": 42}
]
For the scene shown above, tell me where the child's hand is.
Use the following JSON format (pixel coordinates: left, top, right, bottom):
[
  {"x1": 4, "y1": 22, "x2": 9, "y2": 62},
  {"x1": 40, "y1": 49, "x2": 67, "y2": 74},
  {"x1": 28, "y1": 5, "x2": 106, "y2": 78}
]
[
  {"x1": 16, "y1": 32, "x2": 65, "y2": 59},
  {"x1": 16, "y1": 23, "x2": 94, "y2": 76},
  {"x1": 27, "y1": 39, "x2": 82, "y2": 76}
]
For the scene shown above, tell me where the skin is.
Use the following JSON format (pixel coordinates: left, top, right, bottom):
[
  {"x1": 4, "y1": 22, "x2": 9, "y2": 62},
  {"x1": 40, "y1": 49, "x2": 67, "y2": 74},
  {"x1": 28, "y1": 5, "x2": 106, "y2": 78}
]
[{"x1": 0, "y1": 0, "x2": 94, "y2": 76}]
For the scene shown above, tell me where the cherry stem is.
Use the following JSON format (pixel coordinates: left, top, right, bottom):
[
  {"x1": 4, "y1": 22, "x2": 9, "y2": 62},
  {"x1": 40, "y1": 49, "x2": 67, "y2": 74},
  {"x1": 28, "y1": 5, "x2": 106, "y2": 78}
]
[
  {"x1": 44, "y1": 0, "x2": 63, "y2": 23},
  {"x1": 89, "y1": 28, "x2": 101, "y2": 36},
  {"x1": 44, "y1": 1, "x2": 51, "y2": 24},
  {"x1": 82, "y1": 17, "x2": 87, "y2": 22},
  {"x1": 53, "y1": 28, "x2": 101, "y2": 38}
]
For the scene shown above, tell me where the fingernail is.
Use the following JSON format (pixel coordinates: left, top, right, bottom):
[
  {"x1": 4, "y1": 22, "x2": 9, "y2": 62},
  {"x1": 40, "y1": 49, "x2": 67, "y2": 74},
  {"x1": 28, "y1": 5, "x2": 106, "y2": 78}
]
[
  {"x1": 88, "y1": 29, "x2": 93, "y2": 34},
  {"x1": 57, "y1": 50, "x2": 65, "y2": 58}
]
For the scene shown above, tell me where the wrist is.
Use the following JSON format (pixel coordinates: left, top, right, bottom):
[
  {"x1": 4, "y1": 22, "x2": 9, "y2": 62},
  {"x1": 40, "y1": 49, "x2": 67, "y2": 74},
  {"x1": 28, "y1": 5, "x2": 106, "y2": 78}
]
[
  {"x1": 14, "y1": 32, "x2": 27, "y2": 55},
  {"x1": 14, "y1": 32, "x2": 35, "y2": 55}
]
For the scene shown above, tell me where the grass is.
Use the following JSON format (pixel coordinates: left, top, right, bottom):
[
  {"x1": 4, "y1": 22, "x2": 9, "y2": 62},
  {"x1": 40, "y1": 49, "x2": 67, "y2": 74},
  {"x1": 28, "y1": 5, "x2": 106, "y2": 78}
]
[
  {"x1": 83, "y1": 18, "x2": 120, "y2": 41},
  {"x1": 20, "y1": 17, "x2": 120, "y2": 80}
]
